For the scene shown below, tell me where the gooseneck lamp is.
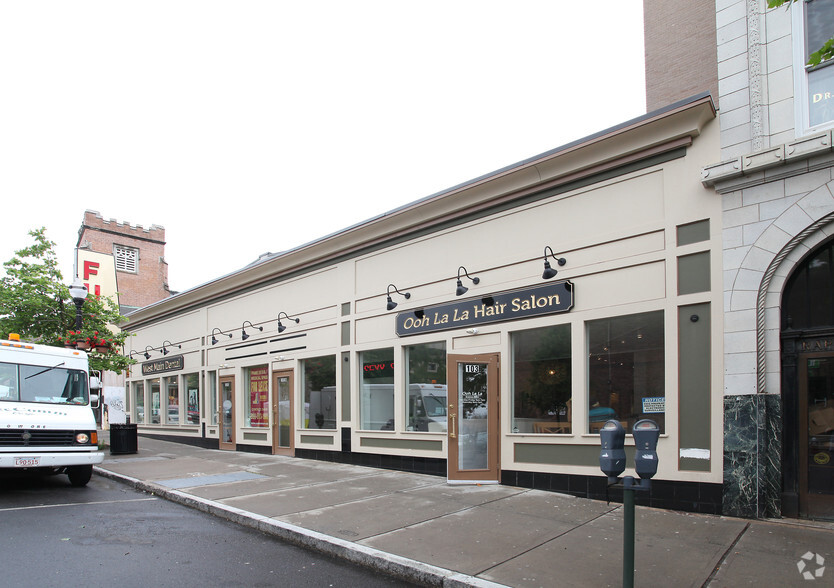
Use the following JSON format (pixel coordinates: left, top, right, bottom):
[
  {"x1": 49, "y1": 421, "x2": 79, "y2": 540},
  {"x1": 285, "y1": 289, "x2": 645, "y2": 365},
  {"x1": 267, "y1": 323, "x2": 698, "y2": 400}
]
[
  {"x1": 455, "y1": 266, "x2": 480, "y2": 296},
  {"x1": 276, "y1": 312, "x2": 300, "y2": 333},
  {"x1": 542, "y1": 246, "x2": 567, "y2": 280},
  {"x1": 241, "y1": 321, "x2": 263, "y2": 341},
  {"x1": 161, "y1": 340, "x2": 181, "y2": 355},
  {"x1": 211, "y1": 328, "x2": 232, "y2": 345},
  {"x1": 386, "y1": 284, "x2": 411, "y2": 311}
]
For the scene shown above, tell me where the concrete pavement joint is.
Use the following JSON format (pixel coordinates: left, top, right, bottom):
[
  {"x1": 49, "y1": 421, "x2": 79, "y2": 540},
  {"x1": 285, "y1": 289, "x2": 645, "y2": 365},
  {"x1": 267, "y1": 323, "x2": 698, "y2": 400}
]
[
  {"x1": 94, "y1": 467, "x2": 507, "y2": 588},
  {"x1": 701, "y1": 522, "x2": 751, "y2": 588},
  {"x1": 473, "y1": 501, "x2": 623, "y2": 578},
  {"x1": 354, "y1": 487, "x2": 533, "y2": 545},
  {"x1": 220, "y1": 473, "x2": 445, "y2": 506}
]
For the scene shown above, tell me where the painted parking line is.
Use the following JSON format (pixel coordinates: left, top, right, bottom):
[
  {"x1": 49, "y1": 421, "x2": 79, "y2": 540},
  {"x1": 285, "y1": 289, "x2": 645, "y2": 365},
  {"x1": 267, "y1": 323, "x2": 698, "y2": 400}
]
[{"x1": 0, "y1": 497, "x2": 158, "y2": 513}]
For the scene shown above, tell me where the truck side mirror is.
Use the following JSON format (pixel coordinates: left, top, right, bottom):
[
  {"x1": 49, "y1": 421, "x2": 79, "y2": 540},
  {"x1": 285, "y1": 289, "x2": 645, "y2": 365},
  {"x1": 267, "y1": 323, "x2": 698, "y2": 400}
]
[
  {"x1": 89, "y1": 376, "x2": 102, "y2": 390},
  {"x1": 632, "y1": 419, "x2": 660, "y2": 479},
  {"x1": 599, "y1": 419, "x2": 626, "y2": 483}
]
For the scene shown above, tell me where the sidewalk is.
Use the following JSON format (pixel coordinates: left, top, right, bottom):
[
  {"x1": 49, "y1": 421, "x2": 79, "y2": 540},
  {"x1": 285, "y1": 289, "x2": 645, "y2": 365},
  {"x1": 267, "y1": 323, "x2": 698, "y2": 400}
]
[{"x1": 94, "y1": 434, "x2": 834, "y2": 587}]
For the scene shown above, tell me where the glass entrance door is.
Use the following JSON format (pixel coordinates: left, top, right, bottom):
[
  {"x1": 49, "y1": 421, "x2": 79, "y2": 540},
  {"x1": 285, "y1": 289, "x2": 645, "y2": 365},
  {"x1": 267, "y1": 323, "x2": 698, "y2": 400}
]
[
  {"x1": 272, "y1": 370, "x2": 294, "y2": 456},
  {"x1": 447, "y1": 354, "x2": 499, "y2": 483},
  {"x1": 800, "y1": 354, "x2": 834, "y2": 519},
  {"x1": 219, "y1": 376, "x2": 235, "y2": 450}
]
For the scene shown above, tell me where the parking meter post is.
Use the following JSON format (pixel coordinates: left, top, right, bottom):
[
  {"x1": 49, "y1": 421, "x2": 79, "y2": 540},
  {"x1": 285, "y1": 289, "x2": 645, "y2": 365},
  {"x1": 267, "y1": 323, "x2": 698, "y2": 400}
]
[
  {"x1": 620, "y1": 476, "x2": 650, "y2": 587},
  {"x1": 623, "y1": 479, "x2": 635, "y2": 588},
  {"x1": 598, "y1": 420, "x2": 659, "y2": 588}
]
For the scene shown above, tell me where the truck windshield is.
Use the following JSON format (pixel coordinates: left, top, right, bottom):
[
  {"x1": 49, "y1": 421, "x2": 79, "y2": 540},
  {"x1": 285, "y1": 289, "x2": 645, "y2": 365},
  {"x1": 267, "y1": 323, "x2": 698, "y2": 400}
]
[
  {"x1": 0, "y1": 361, "x2": 89, "y2": 405},
  {"x1": 422, "y1": 394, "x2": 446, "y2": 417}
]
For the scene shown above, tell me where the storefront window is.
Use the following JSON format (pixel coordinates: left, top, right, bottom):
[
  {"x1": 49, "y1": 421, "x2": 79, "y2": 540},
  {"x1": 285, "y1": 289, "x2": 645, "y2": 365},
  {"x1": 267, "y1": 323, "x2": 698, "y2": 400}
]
[
  {"x1": 184, "y1": 373, "x2": 199, "y2": 425},
  {"x1": 360, "y1": 348, "x2": 394, "y2": 430},
  {"x1": 245, "y1": 365, "x2": 269, "y2": 428},
  {"x1": 133, "y1": 382, "x2": 144, "y2": 424},
  {"x1": 512, "y1": 324, "x2": 571, "y2": 434},
  {"x1": 587, "y1": 311, "x2": 665, "y2": 433},
  {"x1": 165, "y1": 376, "x2": 179, "y2": 424},
  {"x1": 302, "y1": 355, "x2": 336, "y2": 429},
  {"x1": 150, "y1": 379, "x2": 160, "y2": 424},
  {"x1": 405, "y1": 341, "x2": 447, "y2": 432},
  {"x1": 208, "y1": 371, "x2": 217, "y2": 426}
]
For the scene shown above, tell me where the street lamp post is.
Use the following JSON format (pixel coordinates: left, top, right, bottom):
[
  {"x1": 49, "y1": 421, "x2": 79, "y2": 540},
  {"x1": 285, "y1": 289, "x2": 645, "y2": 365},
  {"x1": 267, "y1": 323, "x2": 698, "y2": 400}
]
[{"x1": 68, "y1": 278, "x2": 88, "y2": 330}]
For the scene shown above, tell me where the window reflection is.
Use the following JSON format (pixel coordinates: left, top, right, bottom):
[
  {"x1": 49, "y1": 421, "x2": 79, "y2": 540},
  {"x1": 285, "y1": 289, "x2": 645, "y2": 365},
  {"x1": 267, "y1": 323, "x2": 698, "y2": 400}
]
[
  {"x1": 406, "y1": 342, "x2": 447, "y2": 432},
  {"x1": 784, "y1": 241, "x2": 834, "y2": 329},
  {"x1": 512, "y1": 325, "x2": 571, "y2": 434},
  {"x1": 359, "y1": 348, "x2": 394, "y2": 431},
  {"x1": 587, "y1": 311, "x2": 665, "y2": 433},
  {"x1": 302, "y1": 355, "x2": 336, "y2": 429}
]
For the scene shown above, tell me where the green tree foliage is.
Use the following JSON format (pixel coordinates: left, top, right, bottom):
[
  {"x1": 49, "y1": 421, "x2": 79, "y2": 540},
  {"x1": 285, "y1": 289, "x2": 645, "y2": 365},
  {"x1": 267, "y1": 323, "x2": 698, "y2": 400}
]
[
  {"x1": 768, "y1": 0, "x2": 834, "y2": 66},
  {"x1": 0, "y1": 228, "x2": 135, "y2": 374}
]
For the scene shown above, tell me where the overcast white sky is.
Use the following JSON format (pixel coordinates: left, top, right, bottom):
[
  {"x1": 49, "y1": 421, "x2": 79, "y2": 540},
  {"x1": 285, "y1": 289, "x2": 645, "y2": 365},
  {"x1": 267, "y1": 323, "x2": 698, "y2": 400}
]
[{"x1": 0, "y1": 1, "x2": 646, "y2": 294}]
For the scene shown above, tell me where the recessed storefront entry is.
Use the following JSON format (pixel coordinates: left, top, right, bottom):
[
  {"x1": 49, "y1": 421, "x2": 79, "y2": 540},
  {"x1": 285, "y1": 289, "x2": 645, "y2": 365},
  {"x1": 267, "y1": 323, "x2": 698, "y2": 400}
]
[
  {"x1": 799, "y1": 353, "x2": 834, "y2": 519},
  {"x1": 781, "y1": 239, "x2": 834, "y2": 520},
  {"x1": 447, "y1": 354, "x2": 500, "y2": 483},
  {"x1": 219, "y1": 376, "x2": 235, "y2": 450},
  {"x1": 272, "y1": 370, "x2": 294, "y2": 456}
]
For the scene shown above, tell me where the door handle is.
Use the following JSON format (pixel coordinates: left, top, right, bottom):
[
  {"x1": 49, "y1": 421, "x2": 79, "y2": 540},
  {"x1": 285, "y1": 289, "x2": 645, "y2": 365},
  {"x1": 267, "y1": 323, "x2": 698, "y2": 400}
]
[{"x1": 449, "y1": 403, "x2": 456, "y2": 438}]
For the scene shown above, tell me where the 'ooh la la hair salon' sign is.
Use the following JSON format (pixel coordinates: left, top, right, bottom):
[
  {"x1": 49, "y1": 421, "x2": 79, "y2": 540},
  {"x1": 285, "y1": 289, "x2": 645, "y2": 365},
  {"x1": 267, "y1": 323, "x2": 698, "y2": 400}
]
[{"x1": 395, "y1": 281, "x2": 573, "y2": 337}]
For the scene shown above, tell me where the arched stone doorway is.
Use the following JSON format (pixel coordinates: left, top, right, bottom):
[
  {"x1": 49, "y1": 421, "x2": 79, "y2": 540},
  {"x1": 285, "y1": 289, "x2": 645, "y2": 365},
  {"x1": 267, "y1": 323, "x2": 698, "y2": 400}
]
[
  {"x1": 719, "y1": 170, "x2": 834, "y2": 520},
  {"x1": 781, "y1": 238, "x2": 834, "y2": 520}
]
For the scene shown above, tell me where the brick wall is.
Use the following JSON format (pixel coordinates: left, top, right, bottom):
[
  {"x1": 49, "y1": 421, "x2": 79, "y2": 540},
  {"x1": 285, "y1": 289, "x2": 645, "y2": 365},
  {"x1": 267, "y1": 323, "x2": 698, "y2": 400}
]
[
  {"x1": 76, "y1": 210, "x2": 171, "y2": 309},
  {"x1": 644, "y1": 0, "x2": 718, "y2": 113}
]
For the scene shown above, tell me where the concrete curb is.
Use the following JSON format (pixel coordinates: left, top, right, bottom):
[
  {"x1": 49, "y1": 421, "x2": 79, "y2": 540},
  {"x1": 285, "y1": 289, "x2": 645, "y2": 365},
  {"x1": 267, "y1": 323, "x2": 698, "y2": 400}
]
[{"x1": 94, "y1": 467, "x2": 507, "y2": 588}]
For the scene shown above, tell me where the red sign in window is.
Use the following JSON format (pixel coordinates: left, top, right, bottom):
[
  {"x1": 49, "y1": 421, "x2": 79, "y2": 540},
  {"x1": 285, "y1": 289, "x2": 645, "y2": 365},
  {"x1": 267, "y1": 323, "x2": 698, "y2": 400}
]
[{"x1": 249, "y1": 366, "x2": 269, "y2": 428}]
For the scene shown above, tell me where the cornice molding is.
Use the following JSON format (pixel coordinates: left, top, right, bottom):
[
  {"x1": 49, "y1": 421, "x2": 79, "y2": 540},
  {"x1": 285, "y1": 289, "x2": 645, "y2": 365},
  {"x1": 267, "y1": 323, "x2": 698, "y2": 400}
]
[
  {"x1": 128, "y1": 95, "x2": 716, "y2": 328},
  {"x1": 701, "y1": 130, "x2": 833, "y2": 192}
]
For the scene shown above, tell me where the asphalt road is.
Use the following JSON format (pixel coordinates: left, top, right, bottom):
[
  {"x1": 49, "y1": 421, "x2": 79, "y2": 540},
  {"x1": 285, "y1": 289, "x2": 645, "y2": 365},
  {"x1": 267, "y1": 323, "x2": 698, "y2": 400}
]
[{"x1": 0, "y1": 472, "x2": 418, "y2": 587}]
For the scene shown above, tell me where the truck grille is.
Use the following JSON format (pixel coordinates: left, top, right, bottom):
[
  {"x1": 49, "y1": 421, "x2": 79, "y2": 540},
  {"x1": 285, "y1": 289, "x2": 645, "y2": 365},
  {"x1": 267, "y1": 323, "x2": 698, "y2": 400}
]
[{"x1": 0, "y1": 430, "x2": 78, "y2": 446}]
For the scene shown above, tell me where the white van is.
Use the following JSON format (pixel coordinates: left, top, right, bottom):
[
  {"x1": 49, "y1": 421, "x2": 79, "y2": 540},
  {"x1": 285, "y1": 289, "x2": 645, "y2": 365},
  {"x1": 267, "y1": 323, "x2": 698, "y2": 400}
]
[{"x1": 0, "y1": 335, "x2": 104, "y2": 486}]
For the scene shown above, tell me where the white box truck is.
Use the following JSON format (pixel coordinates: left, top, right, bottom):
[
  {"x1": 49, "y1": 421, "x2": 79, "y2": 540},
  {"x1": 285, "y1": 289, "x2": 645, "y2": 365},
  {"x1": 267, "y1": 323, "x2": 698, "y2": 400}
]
[
  {"x1": 0, "y1": 334, "x2": 104, "y2": 486},
  {"x1": 358, "y1": 383, "x2": 448, "y2": 432}
]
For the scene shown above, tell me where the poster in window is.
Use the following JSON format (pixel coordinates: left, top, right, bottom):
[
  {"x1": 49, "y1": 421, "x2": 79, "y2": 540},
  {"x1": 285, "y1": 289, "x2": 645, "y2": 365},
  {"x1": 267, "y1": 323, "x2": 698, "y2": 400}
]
[{"x1": 249, "y1": 366, "x2": 269, "y2": 427}]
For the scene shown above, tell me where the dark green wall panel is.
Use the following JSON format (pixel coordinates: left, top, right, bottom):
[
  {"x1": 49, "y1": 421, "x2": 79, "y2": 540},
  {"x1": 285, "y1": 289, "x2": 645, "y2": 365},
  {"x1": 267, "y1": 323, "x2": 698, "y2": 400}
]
[{"x1": 678, "y1": 303, "x2": 711, "y2": 471}]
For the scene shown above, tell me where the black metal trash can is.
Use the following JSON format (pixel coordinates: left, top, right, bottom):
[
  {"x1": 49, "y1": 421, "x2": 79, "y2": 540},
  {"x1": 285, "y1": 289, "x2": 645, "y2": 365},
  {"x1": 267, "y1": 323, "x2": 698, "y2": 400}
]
[{"x1": 109, "y1": 423, "x2": 138, "y2": 455}]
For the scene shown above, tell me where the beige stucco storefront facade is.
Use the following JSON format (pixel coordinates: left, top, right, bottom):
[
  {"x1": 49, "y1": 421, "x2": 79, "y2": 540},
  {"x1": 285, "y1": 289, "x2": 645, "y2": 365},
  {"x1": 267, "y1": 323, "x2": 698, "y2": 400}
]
[{"x1": 125, "y1": 94, "x2": 724, "y2": 513}]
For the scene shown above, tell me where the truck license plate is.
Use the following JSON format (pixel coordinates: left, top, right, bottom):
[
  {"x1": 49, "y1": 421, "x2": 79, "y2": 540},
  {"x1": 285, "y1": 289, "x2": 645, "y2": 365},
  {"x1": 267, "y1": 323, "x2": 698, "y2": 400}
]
[{"x1": 14, "y1": 457, "x2": 40, "y2": 467}]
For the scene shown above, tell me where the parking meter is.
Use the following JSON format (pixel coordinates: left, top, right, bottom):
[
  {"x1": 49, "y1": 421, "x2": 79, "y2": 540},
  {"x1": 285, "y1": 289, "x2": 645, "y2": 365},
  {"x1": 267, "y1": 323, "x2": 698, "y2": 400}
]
[
  {"x1": 599, "y1": 419, "x2": 626, "y2": 483},
  {"x1": 632, "y1": 419, "x2": 660, "y2": 480}
]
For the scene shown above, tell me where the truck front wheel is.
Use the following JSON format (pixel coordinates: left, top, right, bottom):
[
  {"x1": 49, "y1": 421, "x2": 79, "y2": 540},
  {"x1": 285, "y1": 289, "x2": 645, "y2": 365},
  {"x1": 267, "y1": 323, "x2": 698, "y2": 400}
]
[{"x1": 67, "y1": 465, "x2": 93, "y2": 487}]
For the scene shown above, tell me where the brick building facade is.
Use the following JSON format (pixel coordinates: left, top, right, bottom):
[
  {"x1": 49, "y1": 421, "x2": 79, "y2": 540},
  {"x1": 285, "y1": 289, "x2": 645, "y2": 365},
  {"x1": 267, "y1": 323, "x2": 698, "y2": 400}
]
[
  {"x1": 76, "y1": 210, "x2": 171, "y2": 312},
  {"x1": 643, "y1": 0, "x2": 718, "y2": 112}
]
